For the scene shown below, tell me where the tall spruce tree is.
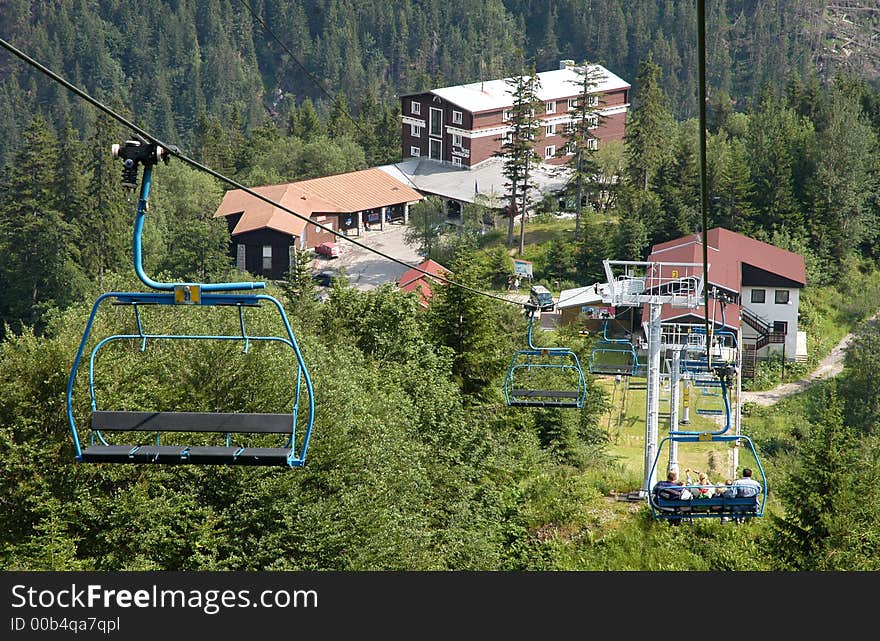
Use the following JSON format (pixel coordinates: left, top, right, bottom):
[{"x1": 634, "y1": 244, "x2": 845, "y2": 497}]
[
  {"x1": 805, "y1": 86, "x2": 878, "y2": 269},
  {"x1": 769, "y1": 385, "x2": 859, "y2": 570},
  {"x1": 0, "y1": 115, "x2": 86, "y2": 333},
  {"x1": 745, "y1": 86, "x2": 808, "y2": 236},
  {"x1": 82, "y1": 114, "x2": 129, "y2": 285},
  {"x1": 427, "y1": 242, "x2": 503, "y2": 397},
  {"x1": 624, "y1": 55, "x2": 674, "y2": 192},
  {"x1": 559, "y1": 61, "x2": 607, "y2": 239},
  {"x1": 497, "y1": 64, "x2": 542, "y2": 253}
]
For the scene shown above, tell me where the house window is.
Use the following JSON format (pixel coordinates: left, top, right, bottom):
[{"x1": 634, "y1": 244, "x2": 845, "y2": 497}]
[
  {"x1": 588, "y1": 114, "x2": 599, "y2": 128},
  {"x1": 545, "y1": 145, "x2": 556, "y2": 159},
  {"x1": 429, "y1": 138, "x2": 442, "y2": 160},
  {"x1": 545, "y1": 101, "x2": 556, "y2": 114},
  {"x1": 452, "y1": 133, "x2": 463, "y2": 147},
  {"x1": 411, "y1": 100, "x2": 421, "y2": 115},
  {"x1": 452, "y1": 156, "x2": 462, "y2": 167},
  {"x1": 262, "y1": 245, "x2": 272, "y2": 272},
  {"x1": 567, "y1": 98, "x2": 578, "y2": 110},
  {"x1": 775, "y1": 290, "x2": 790, "y2": 304},
  {"x1": 410, "y1": 146, "x2": 421, "y2": 157},
  {"x1": 773, "y1": 321, "x2": 788, "y2": 334},
  {"x1": 411, "y1": 124, "x2": 421, "y2": 137},
  {"x1": 452, "y1": 110, "x2": 463, "y2": 125},
  {"x1": 503, "y1": 109, "x2": 512, "y2": 122},
  {"x1": 588, "y1": 95, "x2": 599, "y2": 107},
  {"x1": 502, "y1": 131, "x2": 513, "y2": 144},
  {"x1": 429, "y1": 107, "x2": 443, "y2": 137},
  {"x1": 565, "y1": 142, "x2": 576, "y2": 155},
  {"x1": 750, "y1": 289, "x2": 766, "y2": 303},
  {"x1": 587, "y1": 138, "x2": 598, "y2": 151},
  {"x1": 545, "y1": 124, "x2": 556, "y2": 136}
]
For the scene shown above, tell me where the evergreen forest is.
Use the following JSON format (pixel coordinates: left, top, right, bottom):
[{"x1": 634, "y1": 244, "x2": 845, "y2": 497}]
[{"x1": 2, "y1": 1, "x2": 880, "y2": 572}]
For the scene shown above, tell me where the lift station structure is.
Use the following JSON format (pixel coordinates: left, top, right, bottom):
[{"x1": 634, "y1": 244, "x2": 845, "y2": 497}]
[{"x1": 597, "y1": 259, "x2": 705, "y2": 496}]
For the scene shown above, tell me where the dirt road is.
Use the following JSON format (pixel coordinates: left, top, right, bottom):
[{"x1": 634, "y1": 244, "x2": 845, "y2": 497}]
[{"x1": 739, "y1": 314, "x2": 879, "y2": 406}]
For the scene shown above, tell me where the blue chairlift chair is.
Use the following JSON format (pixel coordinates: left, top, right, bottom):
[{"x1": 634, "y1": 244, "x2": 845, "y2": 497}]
[
  {"x1": 503, "y1": 295, "x2": 586, "y2": 408},
  {"x1": 647, "y1": 368, "x2": 766, "y2": 520},
  {"x1": 587, "y1": 319, "x2": 640, "y2": 377},
  {"x1": 66, "y1": 139, "x2": 315, "y2": 467}
]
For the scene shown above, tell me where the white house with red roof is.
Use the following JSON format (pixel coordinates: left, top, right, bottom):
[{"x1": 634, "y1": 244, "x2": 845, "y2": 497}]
[{"x1": 647, "y1": 228, "x2": 806, "y2": 376}]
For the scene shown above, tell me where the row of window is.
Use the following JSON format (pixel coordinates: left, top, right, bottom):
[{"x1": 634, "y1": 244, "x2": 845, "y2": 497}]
[
  {"x1": 544, "y1": 140, "x2": 598, "y2": 158},
  {"x1": 750, "y1": 288, "x2": 790, "y2": 304},
  {"x1": 410, "y1": 97, "x2": 600, "y2": 124},
  {"x1": 410, "y1": 101, "x2": 464, "y2": 125},
  {"x1": 409, "y1": 145, "x2": 463, "y2": 166},
  {"x1": 411, "y1": 140, "x2": 597, "y2": 162}
]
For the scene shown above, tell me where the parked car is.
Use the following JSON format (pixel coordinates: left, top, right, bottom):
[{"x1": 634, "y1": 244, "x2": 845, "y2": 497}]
[
  {"x1": 312, "y1": 270, "x2": 337, "y2": 287},
  {"x1": 528, "y1": 285, "x2": 555, "y2": 311},
  {"x1": 315, "y1": 242, "x2": 341, "y2": 258}
]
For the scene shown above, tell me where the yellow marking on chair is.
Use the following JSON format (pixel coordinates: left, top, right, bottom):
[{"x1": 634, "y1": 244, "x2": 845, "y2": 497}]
[{"x1": 174, "y1": 284, "x2": 201, "y2": 304}]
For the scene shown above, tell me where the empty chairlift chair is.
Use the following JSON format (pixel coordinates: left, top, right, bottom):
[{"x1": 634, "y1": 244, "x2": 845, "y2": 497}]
[
  {"x1": 66, "y1": 139, "x2": 315, "y2": 467},
  {"x1": 587, "y1": 319, "x2": 640, "y2": 377},
  {"x1": 504, "y1": 287, "x2": 586, "y2": 408}
]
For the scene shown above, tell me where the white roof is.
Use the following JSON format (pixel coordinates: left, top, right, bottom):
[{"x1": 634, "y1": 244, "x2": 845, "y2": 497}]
[
  {"x1": 556, "y1": 284, "x2": 606, "y2": 309},
  {"x1": 430, "y1": 65, "x2": 630, "y2": 114},
  {"x1": 378, "y1": 157, "x2": 568, "y2": 205}
]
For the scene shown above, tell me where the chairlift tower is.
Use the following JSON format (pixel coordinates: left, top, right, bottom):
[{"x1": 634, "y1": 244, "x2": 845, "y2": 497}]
[{"x1": 599, "y1": 260, "x2": 705, "y2": 497}]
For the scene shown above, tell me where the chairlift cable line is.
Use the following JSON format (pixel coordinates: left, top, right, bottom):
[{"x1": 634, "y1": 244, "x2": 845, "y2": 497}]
[
  {"x1": 0, "y1": 36, "x2": 517, "y2": 307},
  {"x1": 697, "y1": 0, "x2": 713, "y2": 366}
]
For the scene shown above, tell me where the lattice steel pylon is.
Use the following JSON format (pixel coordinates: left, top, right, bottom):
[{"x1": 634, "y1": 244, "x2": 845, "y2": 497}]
[{"x1": 598, "y1": 260, "x2": 705, "y2": 497}]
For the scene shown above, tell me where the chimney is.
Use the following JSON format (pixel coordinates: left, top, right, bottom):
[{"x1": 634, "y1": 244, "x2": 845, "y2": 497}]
[{"x1": 559, "y1": 59, "x2": 575, "y2": 70}]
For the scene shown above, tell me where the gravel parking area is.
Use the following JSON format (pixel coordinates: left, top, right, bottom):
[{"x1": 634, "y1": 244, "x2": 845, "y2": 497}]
[{"x1": 312, "y1": 224, "x2": 424, "y2": 291}]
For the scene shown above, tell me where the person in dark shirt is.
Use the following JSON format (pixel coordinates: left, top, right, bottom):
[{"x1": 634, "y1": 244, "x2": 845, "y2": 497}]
[{"x1": 653, "y1": 470, "x2": 688, "y2": 525}]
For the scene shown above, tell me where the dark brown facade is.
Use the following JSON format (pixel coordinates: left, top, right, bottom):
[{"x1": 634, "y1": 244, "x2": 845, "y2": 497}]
[
  {"x1": 401, "y1": 78, "x2": 630, "y2": 168},
  {"x1": 222, "y1": 215, "x2": 298, "y2": 281}
]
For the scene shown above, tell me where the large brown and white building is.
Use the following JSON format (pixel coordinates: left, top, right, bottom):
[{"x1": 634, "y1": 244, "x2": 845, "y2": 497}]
[{"x1": 400, "y1": 60, "x2": 631, "y2": 168}]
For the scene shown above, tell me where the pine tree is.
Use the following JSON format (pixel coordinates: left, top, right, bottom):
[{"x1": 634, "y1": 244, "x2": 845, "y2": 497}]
[
  {"x1": 805, "y1": 85, "x2": 878, "y2": 270},
  {"x1": 745, "y1": 86, "x2": 807, "y2": 236},
  {"x1": 769, "y1": 385, "x2": 858, "y2": 570},
  {"x1": 81, "y1": 113, "x2": 129, "y2": 285},
  {"x1": 279, "y1": 245, "x2": 321, "y2": 329},
  {"x1": 624, "y1": 54, "x2": 674, "y2": 192},
  {"x1": 427, "y1": 243, "x2": 504, "y2": 397},
  {"x1": 290, "y1": 97, "x2": 322, "y2": 142},
  {"x1": 0, "y1": 115, "x2": 86, "y2": 333},
  {"x1": 575, "y1": 218, "x2": 612, "y2": 284},
  {"x1": 327, "y1": 91, "x2": 356, "y2": 140},
  {"x1": 559, "y1": 61, "x2": 607, "y2": 239},
  {"x1": 404, "y1": 196, "x2": 446, "y2": 260},
  {"x1": 708, "y1": 133, "x2": 756, "y2": 233},
  {"x1": 497, "y1": 64, "x2": 543, "y2": 253}
]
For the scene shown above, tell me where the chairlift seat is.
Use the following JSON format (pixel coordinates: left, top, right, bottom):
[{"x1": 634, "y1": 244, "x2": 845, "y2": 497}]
[
  {"x1": 80, "y1": 445, "x2": 138, "y2": 463},
  {"x1": 509, "y1": 388, "x2": 581, "y2": 408},
  {"x1": 81, "y1": 411, "x2": 299, "y2": 467},
  {"x1": 654, "y1": 495, "x2": 759, "y2": 517},
  {"x1": 128, "y1": 445, "x2": 189, "y2": 464}
]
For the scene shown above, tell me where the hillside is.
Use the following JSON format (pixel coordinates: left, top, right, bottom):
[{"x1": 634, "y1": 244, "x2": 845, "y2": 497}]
[
  {"x1": 1, "y1": 0, "x2": 880, "y2": 577},
  {"x1": 815, "y1": 2, "x2": 880, "y2": 79}
]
